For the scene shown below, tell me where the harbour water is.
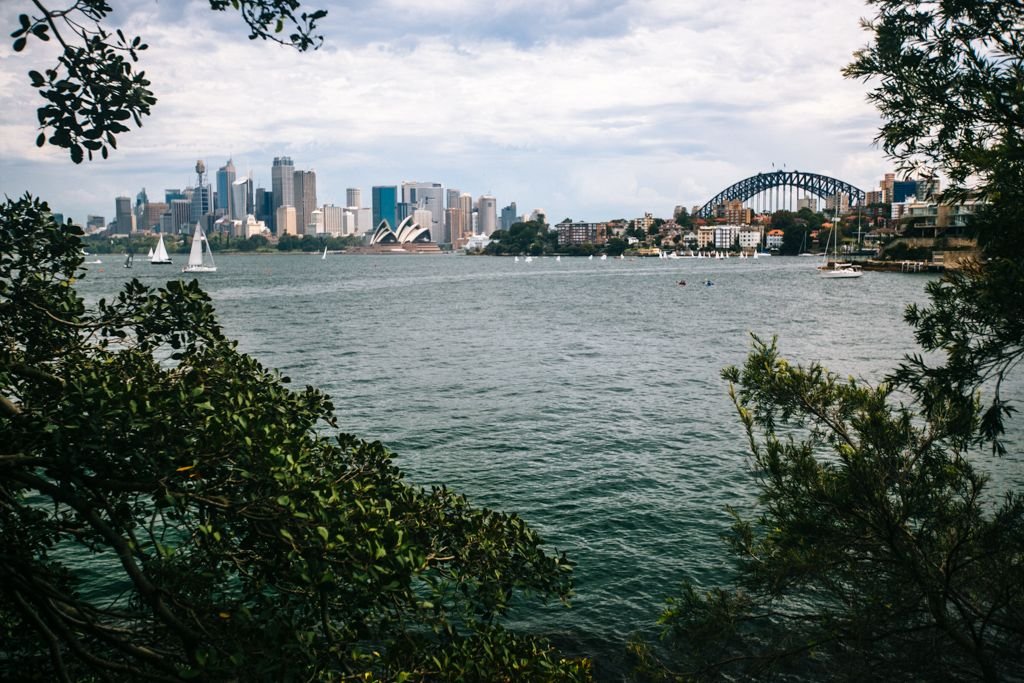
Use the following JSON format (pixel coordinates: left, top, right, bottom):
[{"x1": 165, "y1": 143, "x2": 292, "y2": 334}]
[{"x1": 76, "y1": 254, "x2": 1018, "y2": 677}]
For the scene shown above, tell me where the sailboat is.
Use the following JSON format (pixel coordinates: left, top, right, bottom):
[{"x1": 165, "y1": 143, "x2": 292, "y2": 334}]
[
  {"x1": 817, "y1": 223, "x2": 862, "y2": 278},
  {"x1": 124, "y1": 252, "x2": 133, "y2": 269},
  {"x1": 182, "y1": 222, "x2": 217, "y2": 273},
  {"x1": 321, "y1": 245, "x2": 328, "y2": 260},
  {"x1": 151, "y1": 234, "x2": 172, "y2": 264},
  {"x1": 147, "y1": 247, "x2": 154, "y2": 261}
]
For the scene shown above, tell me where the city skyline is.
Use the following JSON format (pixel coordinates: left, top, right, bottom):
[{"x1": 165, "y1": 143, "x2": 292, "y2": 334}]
[{"x1": 0, "y1": 0, "x2": 889, "y2": 226}]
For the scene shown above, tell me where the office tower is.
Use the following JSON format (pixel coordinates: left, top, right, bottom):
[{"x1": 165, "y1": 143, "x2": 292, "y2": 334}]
[
  {"x1": 169, "y1": 199, "x2": 192, "y2": 234},
  {"x1": 216, "y1": 159, "x2": 236, "y2": 214},
  {"x1": 346, "y1": 188, "x2": 361, "y2": 209},
  {"x1": 477, "y1": 195, "x2": 497, "y2": 236},
  {"x1": 402, "y1": 181, "x2": 443, "y2": 241},
  {"x1": 293, "y1": 170, "x2": 317, "y2": 235},
  {"x1": 446, "y1": 207, "x2": 467, "y2": 248},
  {"x1": 396, "y1": 202, "x2": 411, "y2": 225},
  {"x1": 231, "y1": 177, "x2": 252, "y2": 220},
  {"x1": 459, "y1": 193, "x2": 473, "y2": 237},
  {"x1": 275, "y1": 205, "x2": 297, "y2": 236},
  {"x1": 446, "y1": 188, "x2": 461, "y2": 212},
  {"x1": 114, "y1": 196, "x2": 133, "y2": 234},
  {"x1": 271, "y1": 156, "x2": 295, "y2": 232},
  {"x1": 412, "y1": 208, "x2": 433, "y2": 235},
  {"x1": 140, "y1": 202, "x2": 167, "y2": 231},
  {"x1": 254, "y1": 188, "x2": 272, "y2": 226},
  {"x1": 86, "y1": 215, "x2": 105, "y2": 232},
  {"x1": 372, "y1": 186, "x2": 398, "y2": 230},
  {"x1": 164, "y1": 188, "x2": 186, "y2": 203},
  {"x1": 501, "y1": 201, "x2": 518, "y2": 230},
  {"x1": 322, "y1": 205, "x2": 344, "y2": 235}
]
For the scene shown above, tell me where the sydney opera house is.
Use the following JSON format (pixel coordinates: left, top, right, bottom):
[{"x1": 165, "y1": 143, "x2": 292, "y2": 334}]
[{"x1": 369, "y1": 216, "x2": 432, "y2": 246}]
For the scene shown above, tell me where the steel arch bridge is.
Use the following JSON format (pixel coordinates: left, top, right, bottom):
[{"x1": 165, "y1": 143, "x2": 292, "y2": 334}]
[{"x1": 695, "y1": 170, "x2": 865, "y2": 218}]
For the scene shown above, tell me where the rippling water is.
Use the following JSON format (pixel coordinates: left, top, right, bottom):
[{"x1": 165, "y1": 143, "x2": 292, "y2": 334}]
[{"x1": 78, "y1": 253, "x2": 1017, "y2": 678}]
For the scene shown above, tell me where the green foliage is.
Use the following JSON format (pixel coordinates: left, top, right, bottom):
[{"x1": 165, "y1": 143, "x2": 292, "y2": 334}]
[
  {"x1": 844, "y1": 0, "x2": 1023, "y2": 199},
  {"x1": 483, "y1": 220, "x2": 555, "y2": 255},
  {"x1": 644, "y1": 336, "x2": 1024, "y2": 681},
  {"x1": 0, "y1": 195, "x2": 589, "y2": 681},
  {"x1": 646, "y1": 3, "x2": 1024, "y2": 680},
  {"x1": 11, "y1": 1, "x2": 326, "y2": 163}
]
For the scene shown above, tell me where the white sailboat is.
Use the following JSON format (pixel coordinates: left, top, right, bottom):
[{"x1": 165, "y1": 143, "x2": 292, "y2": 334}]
[
  {"x1": 150, "y1": 234, "x2": 172, "y2": 264},
  {"x1": 182, "y1": 223, "x2": 217, "y2": 273},
  {"x1": 322, "y1": 245, "x2": 328, "y2": 260},
  {"x1": 147, "y1": 247, "x2": 154, "y2": 261},
  {"x1": 817, "y1": 224, "x2": 862, "y2": 279}
]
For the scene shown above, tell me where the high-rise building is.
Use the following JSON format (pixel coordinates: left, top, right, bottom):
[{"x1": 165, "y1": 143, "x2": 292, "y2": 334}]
[
  {"x1": 164, "y1": 188, "x2": 186, "y2": 203},
  {"x1": 322, "y1": 204, "x2": 344, "y2": 235},
  {"x1": 446, "y1": 207, "x2": 468, "y2": 248},
  {"x1": 254, "y1": 188, "x2": 272, "y2": 227},
  {"x1": 500, "y1": 201, "x2": 518, "y2": 230},
  {"x1": 169, "y1": 199, "x2": 192, "y2": 234},
  {"x1": 216, "y1": 159, "x2": 236, "y2": 214},
  {"x1": 275, "y1": 205, "x2": 297, "y2": 236},
  {"x1": 114, "y1": 196, "x2": 133, "y2": 234},
  {"x1": 86, "y1": 215, "x2": 105, "y2": 233},
  {"x1": 402, "y1": 181, "x2": 444, "y2": 241},
  {"x1": 231, "y1": 177, "x2": 252, "y2": 220},
  {"x1": 271, "y1": 156, "x2": 295, "y2": 232},
  {"x1": 477, "y1": 195, "x2": 497, "y2": 236},
  {"x1": 346, "y1": 188, "x2": 361, "y2": 209},
  {"x1": 372, "y1": 186, "x2": 398, "y2": 230},
  {"x1": 293, "y1": 170, "x2": 317, "y2": 235}
]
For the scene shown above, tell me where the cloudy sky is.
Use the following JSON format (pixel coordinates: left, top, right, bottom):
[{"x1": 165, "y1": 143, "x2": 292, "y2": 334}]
[{"x1": 0, "y1": 0, "x2": 890, "y2": 225}]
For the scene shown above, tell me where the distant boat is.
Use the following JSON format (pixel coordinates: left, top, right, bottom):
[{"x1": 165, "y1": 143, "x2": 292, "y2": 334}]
[
  {"x1": 515, "y1": 255, "x2": 519, "y2": 262},
  {"x1": 147, "y1": 247, "x2": 154, "y2": 261},
  {"x1": 556, "y1": 255, "x2": 561, "y2": 262},
  {"x1": 600, "y1": 254, "x2": 607, "y2": 261},
  {"x1": 182, "y1": 222, "x2": 217, "y2": 273},
  {"x1": 817, "y1": 225, "x2": 862, "y2": 279},
  {"x1": 588, "y1": 255, "x2": 593, "y2": 260},
  {"x1": 322, "y1": 245, "x2": 327, "y2": 260},
  {"x1": 124, "y1": 252, "x2": 133, "y2": 269},
  {"x1": 85, "y1": 258, "x2": 102, "y2": 265},
  {"x1": 151, "y1": 234, "x2": 172, "y2": 264},
  {"x1": 524, "y1": 256, "x2": 533, "y2": 263}
]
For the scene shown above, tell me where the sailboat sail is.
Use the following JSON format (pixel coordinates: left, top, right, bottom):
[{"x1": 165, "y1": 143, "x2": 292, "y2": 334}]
[
  {"x1": 182, "y1": 223, "x2": 216, "y2": 273},
  {"x1": 151, "y1": 234, "x2": 172, "y2": 264}
]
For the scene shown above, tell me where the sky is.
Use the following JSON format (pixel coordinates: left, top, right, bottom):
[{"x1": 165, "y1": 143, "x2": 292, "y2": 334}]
[{"x1": 0, "y1": 0, "x2": 891, "y2": 225}]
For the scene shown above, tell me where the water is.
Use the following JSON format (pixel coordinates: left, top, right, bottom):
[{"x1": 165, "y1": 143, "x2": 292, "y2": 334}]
[{"x1": 75, "y1": 254, "x2": 1017, "y2": 677}]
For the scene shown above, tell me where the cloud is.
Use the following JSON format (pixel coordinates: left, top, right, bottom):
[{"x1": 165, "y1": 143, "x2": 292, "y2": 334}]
[{"x1": 0, "y1": 0, "x2": 889, "y2": 224}]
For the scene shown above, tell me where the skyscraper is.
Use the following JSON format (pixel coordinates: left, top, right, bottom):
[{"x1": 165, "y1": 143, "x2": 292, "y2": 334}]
[
  {"x1": 271, "y1": 156, "x2": 295, "y2": 233},
  {"x1": 477, "y1": 195, "x2": 497, "y2": 236},
  {"x1": 402, "y1": 181, "x2": 444, "y2": 242},
  {"x1": 114, "y1": 196, "x2": 133, "y2": 235},
  {"x1": 293, "y1": 170, "x2": 317, "y2": 235},
  {"x1": 231, "y1": 176, "x2": 252, "y2": 220},
  {"x1": 216, "y1": 159, "x2": 236, "y2": 214},
  {"x1": 372, "y1": 185, "x2": 398, "y2": 231},
  {"x1": 346, "y1": 188, "x2": 361, "y2": 209},
  {"x1": 501, "y1": 201, "x2": 518, "y2": 230}
]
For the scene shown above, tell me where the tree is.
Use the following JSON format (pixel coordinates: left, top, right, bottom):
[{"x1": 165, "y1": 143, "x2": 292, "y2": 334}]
[
  {"x1": 1, "y1": 195, "x2": 591, "y2": 681},
  {"x1": 642, "y1": 1, "x2": 1024, "y2": 680},
  {"x1": 11, "y1": 1, "x2": 327, "y2": 163},
  {"x1": 3, "y1": 3, "x2": 590, "y2": 680}
]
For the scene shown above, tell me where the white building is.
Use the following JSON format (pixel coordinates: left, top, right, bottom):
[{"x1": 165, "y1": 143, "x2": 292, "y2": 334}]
[
  {"x1": 738, "y1": 227, "x2": 763, "y2": 250},
  {"x1": 322, "y1": 205, "x2": 344, "y2": 236},
  {"x1": 713, "y1": 224, "x2": 742, "y2": 249}
]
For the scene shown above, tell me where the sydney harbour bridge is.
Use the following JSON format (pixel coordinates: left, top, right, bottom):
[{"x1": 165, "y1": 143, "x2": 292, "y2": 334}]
[{"x1": 695, "y1": 170, "x2": 866, "y2": 218}]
